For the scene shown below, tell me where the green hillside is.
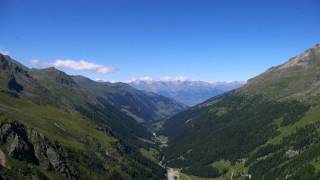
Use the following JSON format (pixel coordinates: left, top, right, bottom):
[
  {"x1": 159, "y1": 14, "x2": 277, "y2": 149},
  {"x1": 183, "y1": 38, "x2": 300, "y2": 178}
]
[
  {"x1": 29, "y1": 68, "x2": 186, "y2": 123},
  {"x1": 71, "y1": 75, "x2": 187, "y2": 123},
  {"x1": 163, "y1": 44, "x2": 320, "y2": 179},
  {"x1": 0, "y1": 54, "x2": 170, "y2": 179}
]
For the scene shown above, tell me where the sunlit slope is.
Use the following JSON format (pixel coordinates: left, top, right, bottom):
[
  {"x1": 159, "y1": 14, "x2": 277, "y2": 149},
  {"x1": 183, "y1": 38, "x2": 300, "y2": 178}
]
[
  {"x1": 0, "y1": 53, "x2": 166, "y2": 179},
  {"x1": 163, "y1": 44, "x2": 320, "y2": 179}
]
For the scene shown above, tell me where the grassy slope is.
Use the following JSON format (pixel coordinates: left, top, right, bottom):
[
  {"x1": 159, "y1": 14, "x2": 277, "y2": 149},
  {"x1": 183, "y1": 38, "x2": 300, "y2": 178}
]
[
  {"x1": 268, "y1": 105, "x2": 320, "y2": 145},
  {"x1": 162, "y1": 44, "x2": 320, "y2": 179},
  {"x1": 0, "y1": 94, "x2": 115, "y2": 150},
  {"x1": 169, "y1": 96, "x2": 320, "y2": 180},
  {"x1": 0, "y1": 93, "x2": 119, "y2": 179},
  {"x1": 71, "y1": 75, "x2": 187, "y2": 123},
  {"x1": 0, "y1": 54, "x2": 167, "y2": 179},
  {"x1": 0, "y1": 89, "x2": 167, "y2": 179}
]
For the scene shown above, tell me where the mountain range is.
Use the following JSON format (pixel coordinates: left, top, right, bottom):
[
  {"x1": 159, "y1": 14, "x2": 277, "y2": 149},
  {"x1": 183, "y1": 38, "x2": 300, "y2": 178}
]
[
  {"x1": 162, "y1": 44, "x2": 320, "y2": 179},
  {"x1": 130, "y1": 80, "x2": 244, "y2": 106},
  {"x1": 0, "y1": 53, "x2": 185, "y2": 179}
]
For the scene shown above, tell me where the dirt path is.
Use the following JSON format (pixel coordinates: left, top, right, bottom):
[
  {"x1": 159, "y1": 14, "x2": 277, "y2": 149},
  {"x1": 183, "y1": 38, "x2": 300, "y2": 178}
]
[{"x1": 167, "y1": 168, "x2": 180, "y2": 180}]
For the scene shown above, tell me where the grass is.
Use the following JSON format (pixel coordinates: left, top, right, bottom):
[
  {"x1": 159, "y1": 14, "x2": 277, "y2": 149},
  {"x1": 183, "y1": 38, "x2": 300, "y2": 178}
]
[
  {"x1": 150, "y1": 119, "x2": 165, "y2": 133},
  {"x1": 0, "y1": 93, "x2": 116, "y2": 151},
  {"x1": 311, "y1": 158, "x2": 320, "y2": 172},
  {"x1": 210, "y1": 160, "x2": 246, "y2": 180},
  {"x1": 178, "y1": 160, "x2": 247, "y2": 180},
  {"x1": 210, "y1": 160, "x2": 231, "y2": 174},
  {"x1": 157, "y1": 135, "x2": 168, "y2": 148},
  {"x1": 208, "y1": 107, "x2": 227, "y2": 117},
  {"x1": 139, "y1": 148, "x2": 159, "y2": 163},
  {"x1": 0, "y1": 92, "x2": 129, "y2": 178},
  {"x1": 268, "y1": 106, "x2": 320, "y2": 145},
  {"x1": 180, "y1": 173, "x2": 206, "y2": 180},
  {"x1": 181, "y1": 172, "x2": 248, "y2": 180},
  {"x1": 180, "y1": 172, "x2": 222, "y2": 180}
]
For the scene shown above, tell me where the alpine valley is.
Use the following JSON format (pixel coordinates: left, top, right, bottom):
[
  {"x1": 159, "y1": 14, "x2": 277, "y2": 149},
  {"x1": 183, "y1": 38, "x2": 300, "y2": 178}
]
[
  {"x1": 0, "y1": 53, "x2": 186, "y2": 179},
  {"x1": 1, "y1": 44, "x2": 320, "y2": 180}
]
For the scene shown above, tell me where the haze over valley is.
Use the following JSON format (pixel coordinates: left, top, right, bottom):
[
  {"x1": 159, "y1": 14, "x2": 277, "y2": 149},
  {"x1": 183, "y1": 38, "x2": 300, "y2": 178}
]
[{"x1": 129, "y1": 79, "x2": 244, "y2": 106}]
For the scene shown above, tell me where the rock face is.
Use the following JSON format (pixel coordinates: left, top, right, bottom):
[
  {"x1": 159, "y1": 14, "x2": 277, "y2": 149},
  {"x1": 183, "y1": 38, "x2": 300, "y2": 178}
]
[
  {"x1": 0, "y1": 121, "x2": 78, "y2": 179},
  {"x1": 7, "y1": 76, "x2": 24, "y2": 93},
  {"x1": 27, "y1": 128, "x2": 77, "y2": 178},
  {"x1": 278, "y1": 44, "x2": 320, "y2": 70},
  {"x1": 8, "y1": 134, "x2": 38, "y2": 164}
]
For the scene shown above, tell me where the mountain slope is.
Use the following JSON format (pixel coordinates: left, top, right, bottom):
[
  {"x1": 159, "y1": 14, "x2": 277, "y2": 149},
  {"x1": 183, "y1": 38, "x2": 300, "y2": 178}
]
[
  {"x1": 71, "y1": 76, "x2": 187, "y2": 123},
  {"x1": 29, "y1": 67, "x2": 186, "y2": 123},
  {"x1": 28, "y1": 67, "x2": 152, "y2": 144},
  {"x1": 163, "y1": 44, "x2": 320, "y2": 179},
  {"x1": 130, "y1": 80, "x2": 243, "y2": 106},
  {"x1": 0, "y1": 54, "x2": 166, "y2": 179}
]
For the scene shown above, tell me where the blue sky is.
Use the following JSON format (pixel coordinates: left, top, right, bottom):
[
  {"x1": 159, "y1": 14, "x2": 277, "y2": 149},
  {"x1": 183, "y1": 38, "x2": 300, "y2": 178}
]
[{"x1": 1, "y1": 0, "x2": 320, "y2": 82}]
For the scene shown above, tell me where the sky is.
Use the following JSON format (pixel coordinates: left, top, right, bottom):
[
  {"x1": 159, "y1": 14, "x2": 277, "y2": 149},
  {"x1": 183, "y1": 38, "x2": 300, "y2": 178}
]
[{"x1": 1, "y1": 0, "x2": 320, "y2": 82}]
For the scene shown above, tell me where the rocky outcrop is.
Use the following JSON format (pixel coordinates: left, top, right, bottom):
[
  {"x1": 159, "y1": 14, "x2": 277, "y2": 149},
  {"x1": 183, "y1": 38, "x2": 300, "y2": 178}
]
[
  {"x1": 8, "y1": 134, "x2": 38, "y2": 164},
  {"x1": 0, "y1": 121, "x2": 78, "y2": 179},
  {"x1": 27, "y1": 128, "x2": 77, "y2": 178},
  {"x1": 0, "y1": 149, "x2": 6, "y2": 167},
  {"x1": 0, "y1": 121, "x2": 37, "y2": 163},
  {"x1": 7, "y1": 76, "x2": 24, "y2": 93}
]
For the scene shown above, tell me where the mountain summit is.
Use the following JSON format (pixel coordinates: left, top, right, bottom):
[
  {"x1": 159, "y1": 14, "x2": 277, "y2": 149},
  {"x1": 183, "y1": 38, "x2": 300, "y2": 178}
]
[
  {"x1": 243, "y1": 44, "x2": 320, "y2": 101},
  {"x1": 278, "y1": 44, "x2": 320, "y2": 70}
]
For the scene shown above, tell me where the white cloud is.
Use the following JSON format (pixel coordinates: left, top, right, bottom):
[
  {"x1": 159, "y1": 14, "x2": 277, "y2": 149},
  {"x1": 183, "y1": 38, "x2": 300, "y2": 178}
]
[
  {"x1": 0, "y1": 51, "x2": 10, "y2": 55},
  {"x1": 29, "y1": 58, "x2": 117, "y2": 74},
  {"x1": 53, "y1": 59, "x2": 117, "y2": 74}
]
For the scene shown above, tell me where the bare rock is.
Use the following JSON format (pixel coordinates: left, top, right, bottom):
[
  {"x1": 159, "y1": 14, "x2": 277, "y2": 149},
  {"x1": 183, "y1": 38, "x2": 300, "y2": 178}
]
[
  {"x1": 0, "y1": 121, "x2": 78, "y2": 179},
  {"x1": 0, "y1": 148, "x2": 6, "y2": 167},
  {"x1": 8, "y1": 134, "x2": 38, "y2": 164}
]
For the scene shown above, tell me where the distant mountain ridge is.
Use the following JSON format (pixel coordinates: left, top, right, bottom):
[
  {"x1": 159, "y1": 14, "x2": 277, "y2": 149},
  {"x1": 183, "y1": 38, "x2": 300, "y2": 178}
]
[{"x1": 130, "y1": 80, "x2": 244, "y2": 106}]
